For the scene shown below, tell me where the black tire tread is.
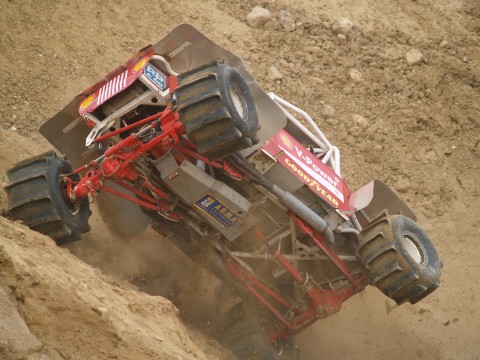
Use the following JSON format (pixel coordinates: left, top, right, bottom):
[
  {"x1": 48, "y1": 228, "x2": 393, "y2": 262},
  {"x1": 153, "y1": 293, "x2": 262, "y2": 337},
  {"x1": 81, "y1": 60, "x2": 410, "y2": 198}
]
[
  {"x1": 174, "y1": 60, "x2": 258, "y2": 161},
  {"x1": 358, "y1": 214, "x2": 440, "y2": 304},
  {"x1": 5, "y1": 153, "x2": 90, "y2": 245},
  {"x1": 10, "y1": 199, "x2": 62, "y2": 228}
]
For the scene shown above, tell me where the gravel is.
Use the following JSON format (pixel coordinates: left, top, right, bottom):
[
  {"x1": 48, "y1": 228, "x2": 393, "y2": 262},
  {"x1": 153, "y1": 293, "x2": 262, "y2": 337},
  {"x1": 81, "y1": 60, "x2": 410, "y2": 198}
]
[
  {"x1": 268, "y1": 65, "x2": 283, "y2": 81},
  {"x1": 319, "y1": 104, "x2": 335, "y2": 118},
  {"x1": 332, "y1": 17, "x2": 353, "y2": 35},
  {"x1": 405, "y1": 49, "x2": 424, "y2": 66},
  {"x1": 352, "y1": 114, "x2": 368, "y2": 129},
  {"x1": 278, "y1": 10, "x2": 296, "y2": 32},
  {"x1": 348, "y1": 68, "x2": 363, "y2": 83},
  {"x1": 246, "y1": 7, "x2": 272, "y2": 28}
]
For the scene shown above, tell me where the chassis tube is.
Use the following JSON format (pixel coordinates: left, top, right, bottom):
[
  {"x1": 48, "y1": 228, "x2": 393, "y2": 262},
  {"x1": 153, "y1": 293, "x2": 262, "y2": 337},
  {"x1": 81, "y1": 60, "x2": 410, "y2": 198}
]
[
  {"x1": 229, "y1": 154, "x2": 335, "y2": 244},
  {"x1": 271, "y1": 185, "x2": 335, "y2": 244}
]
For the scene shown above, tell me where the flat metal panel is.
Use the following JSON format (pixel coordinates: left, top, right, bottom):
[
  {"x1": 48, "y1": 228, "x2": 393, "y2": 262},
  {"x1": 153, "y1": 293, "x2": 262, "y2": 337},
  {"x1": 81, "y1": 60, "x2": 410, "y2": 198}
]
[
  {"x1": 40, "y1": 25, "x2": 286, "y2": 167},
  {"x1": 156, "y1": 154, "x2": 213, "y2": 202},
  {"x1": 39, "y1": 98, "x2": 94, "y2": 168},
  {"x1": 152, "y1": 24, "x2": 287, "y2": 155},
  {"x1": 264, "y1": 163, "x2": 303, "y2": 194},
  {"x1": 155, "y1": 154, "x2": 257, "y2": 241}
]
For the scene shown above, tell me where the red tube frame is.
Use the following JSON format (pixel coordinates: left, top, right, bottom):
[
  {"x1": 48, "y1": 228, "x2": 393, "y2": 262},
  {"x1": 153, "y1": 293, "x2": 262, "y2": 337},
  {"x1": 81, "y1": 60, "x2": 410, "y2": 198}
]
[
  {"x1": 65, "y1": 104, "x2": 368, "y2": 343},
  {"x1": 67, "y1": 108, "x2": 183, "y2": 213},
  {"x1": 223, "y1": 219, "x2": 368, "y2": 340}
]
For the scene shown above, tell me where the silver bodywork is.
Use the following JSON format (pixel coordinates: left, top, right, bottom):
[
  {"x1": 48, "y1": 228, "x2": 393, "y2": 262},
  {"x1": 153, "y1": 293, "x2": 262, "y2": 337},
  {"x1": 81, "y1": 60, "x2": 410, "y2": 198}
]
[{"x1": 40, "y1": 24, "x2": 286, "y2": 167}]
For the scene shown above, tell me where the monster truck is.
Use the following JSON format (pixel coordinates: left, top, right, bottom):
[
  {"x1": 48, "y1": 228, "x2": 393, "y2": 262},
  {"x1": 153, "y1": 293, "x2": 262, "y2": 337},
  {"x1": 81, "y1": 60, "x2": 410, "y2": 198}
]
[{"x1": 4, "y1": 25, "x2": 441, "y2": 359}]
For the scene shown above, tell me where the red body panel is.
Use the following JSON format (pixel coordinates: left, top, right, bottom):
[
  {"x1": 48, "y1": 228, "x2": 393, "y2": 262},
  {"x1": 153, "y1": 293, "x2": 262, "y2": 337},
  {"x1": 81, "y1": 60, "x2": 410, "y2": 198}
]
[
  {"x1": 79, "y1": 53, "x2": 155, "y2": 116},
  {"x1": 262, "y1": 130, "x2": 351, "y2": 210}
]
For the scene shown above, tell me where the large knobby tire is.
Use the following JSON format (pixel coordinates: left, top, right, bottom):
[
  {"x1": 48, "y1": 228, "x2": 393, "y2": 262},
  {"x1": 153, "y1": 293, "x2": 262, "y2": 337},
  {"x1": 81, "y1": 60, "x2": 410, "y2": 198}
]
[
  {"x1": 357, "y1": 214, "x2": 441, "y2": 304},
  {"x1": 174, "y1": 59, "x2": 259, "y2": 161},
  {"x1": 5, "y1": 151, "x2": 91, "y2": 245},
  {"x1": 218, "y1": 303, "x2": 298, "y2": 360}
]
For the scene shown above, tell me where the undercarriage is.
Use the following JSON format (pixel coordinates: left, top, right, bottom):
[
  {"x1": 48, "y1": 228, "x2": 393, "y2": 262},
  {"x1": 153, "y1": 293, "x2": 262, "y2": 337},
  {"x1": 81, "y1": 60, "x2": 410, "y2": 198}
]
[{"x1": 4, "y1": 24, "x2": 441, "y2": 360}]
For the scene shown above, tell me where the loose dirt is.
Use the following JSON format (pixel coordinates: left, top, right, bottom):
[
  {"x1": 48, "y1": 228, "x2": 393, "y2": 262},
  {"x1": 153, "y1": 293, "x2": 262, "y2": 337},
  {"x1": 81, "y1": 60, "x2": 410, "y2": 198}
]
[{"x1": 0, "y1": 0, "x2": 479, "y2": 359}]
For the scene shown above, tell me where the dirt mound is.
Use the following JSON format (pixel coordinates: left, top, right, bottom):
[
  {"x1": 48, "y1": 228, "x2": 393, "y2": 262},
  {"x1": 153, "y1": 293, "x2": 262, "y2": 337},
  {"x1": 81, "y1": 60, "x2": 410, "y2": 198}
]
[
  {"x1": 1, "y1": 0, "x2": 479, "y2": 359},
  {"x1": 0, "y1": 214, "x2": 227, "y2": 360},
  {"x1": 0, "y1": 127, "x2": 227, "y2": 360}
]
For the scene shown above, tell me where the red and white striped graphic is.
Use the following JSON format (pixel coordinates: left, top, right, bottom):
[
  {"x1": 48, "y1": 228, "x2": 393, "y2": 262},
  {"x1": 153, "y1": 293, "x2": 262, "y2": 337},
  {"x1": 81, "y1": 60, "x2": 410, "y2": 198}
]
[
  {"x1": 79, "y1": 55, "x2": 152, "y2": 116},
  {"x1": 96, "y1": 70, "x2": 128, "y2": 106}
]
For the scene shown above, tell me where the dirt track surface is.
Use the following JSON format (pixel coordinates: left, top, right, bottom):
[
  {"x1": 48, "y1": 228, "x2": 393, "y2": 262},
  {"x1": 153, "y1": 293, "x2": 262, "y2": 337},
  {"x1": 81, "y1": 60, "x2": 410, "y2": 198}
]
[{"x1": 1, "y1": 0, "x2": 479, "y2": 359}]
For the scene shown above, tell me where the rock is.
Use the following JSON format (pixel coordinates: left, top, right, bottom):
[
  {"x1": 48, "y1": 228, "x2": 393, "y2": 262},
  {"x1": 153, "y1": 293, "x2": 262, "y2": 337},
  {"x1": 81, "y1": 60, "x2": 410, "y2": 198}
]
[
  {"x1": 10, "y1": 125, "x2": 17, "y2": 131},
  {"x1": 92, "y1": 306, "x2": 110, "y2": 319},
  {"x1": 0, "y1": 287, "x2": 43, "y2": 354},
  {"x1": 395, "y1": 176, "x2": 410, "y2": 193},
  {"x1": 405, "y1": 49, "x2": 424, "y2": 66},
  {"x1": 322, "y1": 22, "x2": 332, "y2": 30},
  {"x1": 385, "y1": 299, "x2": 398, "y2": 314},
  {"x1": 318, "y1": 14, "x2": 331, "y2": 23},
  {"x1": 324, "y1": 117, "x2": 338, "y2": 126},
  {"x1": 332, "y1": 17, "x2": 353, "y2": 35},
  {"x1": 319, "y1": 105, "x2": 335, "y2": 118},
  {"x1": 439, "y1": 39, "x2": 448, "y2": 48},
  {"x1": 268, "y1": 66, "x2": 283, "y2": 81},
  {"x1": 352, "y1": 114, "x2": 368, "y2": 129},
  {"x1": 348, "y1": 30, "x2": 361, "y2": 41},
  {"x1": 337, "y1": 34, "x2": 347, "y2": 44},
  {"x1": 348, "y1": 68, "x2": 362, "y2": 83},
  {"x1": 278, "y1": 10, "x2": 296, "y2": 32},
  {"x1": 246, "y1": 7, "x2": 272, "y2": 28},
  {"x1": 348, "y1": 125, "x2": 362, "y2": 137}
]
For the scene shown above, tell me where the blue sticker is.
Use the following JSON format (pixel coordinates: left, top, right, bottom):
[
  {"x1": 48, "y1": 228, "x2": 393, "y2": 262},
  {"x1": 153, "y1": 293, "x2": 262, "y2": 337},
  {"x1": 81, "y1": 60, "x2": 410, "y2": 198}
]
[
  {"x1": 144, "y1": 63, "x2": 166, "y2": 90},
  {"x1": 194, "y1": 194, "x2": 239, "y2": 228}
]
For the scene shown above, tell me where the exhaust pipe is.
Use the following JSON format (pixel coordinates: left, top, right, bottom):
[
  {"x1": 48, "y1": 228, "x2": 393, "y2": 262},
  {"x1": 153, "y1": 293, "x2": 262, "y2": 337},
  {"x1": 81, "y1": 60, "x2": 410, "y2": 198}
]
[{"x1": 229, "y1": 154, "x2": 335, "y2": 244}]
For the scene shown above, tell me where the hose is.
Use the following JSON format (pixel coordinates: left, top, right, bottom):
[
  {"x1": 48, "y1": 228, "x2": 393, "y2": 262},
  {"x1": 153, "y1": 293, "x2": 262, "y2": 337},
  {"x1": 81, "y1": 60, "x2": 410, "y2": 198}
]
[{"x1": 229, "y1": 154, "x2": 335, "y2": 244}]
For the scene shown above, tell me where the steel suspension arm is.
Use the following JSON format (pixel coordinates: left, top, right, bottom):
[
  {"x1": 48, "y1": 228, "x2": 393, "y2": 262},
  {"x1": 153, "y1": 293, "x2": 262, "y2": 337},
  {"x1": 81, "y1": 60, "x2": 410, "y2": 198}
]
[{"x1": 229, "y1": 154, "x2": 335, "y2": 244}]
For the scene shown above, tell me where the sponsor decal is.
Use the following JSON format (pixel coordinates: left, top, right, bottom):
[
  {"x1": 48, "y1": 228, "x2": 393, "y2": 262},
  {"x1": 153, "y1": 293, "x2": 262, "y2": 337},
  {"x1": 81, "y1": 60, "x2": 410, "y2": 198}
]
[
  {"x1": 79, "y1": 94, "x2": 95, "y2": 109},
  {"x1": 279, "y1": 132, "x2": 293, "y2": 150},
  {"x1": 278, "y1": 144, "x2": 344, "y2": 202},
  {"x1": 194, "y1": 194, "x2": 239, "y2": 228},
  {"x1": 283, "y1": 157, "x2": 339, "y2": 207},
  {"x1": 168, "y1": 171, "x2": 179, "y2": 180},
  {"x1": 262, "y1": 130, "x2": 351, "y2": 210},
  {"x1": 132, "y1": 57, "x2": 149, "y2": 73},
  {"x1": 78, "y1": 53, "x2": 153, "y2": 116},
  {"x1": 95, "y1": 70, "x2": 128, "y2": 106},
  {"x1": 144, "y1": 63, "x2": 167, "y2": 90}
]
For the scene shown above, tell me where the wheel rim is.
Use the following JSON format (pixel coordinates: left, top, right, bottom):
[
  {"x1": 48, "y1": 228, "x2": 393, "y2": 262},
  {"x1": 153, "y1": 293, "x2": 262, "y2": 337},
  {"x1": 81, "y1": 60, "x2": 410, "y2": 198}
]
[
  {"x1": 229, "y1": 82, "x2": 247, "y2": 121},
  {"x1": 60, "y1": 176, "x2": 81, "y2": 215},
  {"x1": 401, "y1": 233, "x2": 424, "y2": 264}
]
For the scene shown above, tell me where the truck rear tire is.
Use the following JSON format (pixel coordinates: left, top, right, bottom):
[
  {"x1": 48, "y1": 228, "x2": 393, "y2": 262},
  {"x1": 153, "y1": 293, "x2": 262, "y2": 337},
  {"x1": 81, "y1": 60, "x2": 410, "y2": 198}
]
[
  {"x1": 357, "y1": 214, "x2": 441, "y2": 304},
  {"x1": 174, "y1": 60, "x2": 259, "y2": 161},
  {"x1": 5, "y1": 151, "x2": 91, "y2": 245}
]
